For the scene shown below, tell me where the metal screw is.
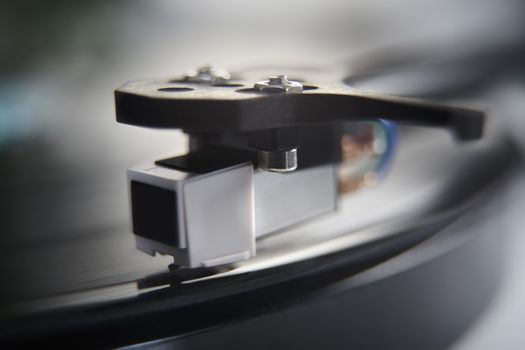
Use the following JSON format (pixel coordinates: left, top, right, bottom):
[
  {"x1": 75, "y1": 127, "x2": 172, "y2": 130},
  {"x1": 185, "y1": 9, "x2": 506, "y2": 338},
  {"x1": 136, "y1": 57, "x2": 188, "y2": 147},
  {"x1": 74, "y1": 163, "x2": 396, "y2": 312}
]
[
  {"x1": 254, "y1": 75, "x2": 303, "y2": 93},
  {"x1": 185, "y1": 65, "x2": 231, "y2": 84},
  {"x1": 252, "y1": 74, "x2": 301, "y2": 172},
  {"x1": 257, "y1": 148, "x2": 298, "y2": 173},
  {"x1": 268, "y1": 76, "x2": 286, "y2": 85}
]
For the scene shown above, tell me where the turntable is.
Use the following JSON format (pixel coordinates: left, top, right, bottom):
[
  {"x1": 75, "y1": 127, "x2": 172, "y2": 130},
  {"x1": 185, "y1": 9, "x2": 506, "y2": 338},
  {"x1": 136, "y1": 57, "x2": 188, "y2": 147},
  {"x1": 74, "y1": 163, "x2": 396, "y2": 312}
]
[{"x1": 0, "y1": 62, "x2": 520, "y2": 349}]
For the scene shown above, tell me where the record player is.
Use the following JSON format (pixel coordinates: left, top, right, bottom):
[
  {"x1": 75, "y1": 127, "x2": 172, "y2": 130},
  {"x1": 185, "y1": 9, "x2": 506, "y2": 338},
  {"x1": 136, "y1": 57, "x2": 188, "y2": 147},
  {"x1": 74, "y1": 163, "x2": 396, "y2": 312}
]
[
  {"x1": 0, "y1": 61, "x2": 521, "y2": 349},
  {"x1": 1, "y1": 2, "x2": 524, "y2": 349}
]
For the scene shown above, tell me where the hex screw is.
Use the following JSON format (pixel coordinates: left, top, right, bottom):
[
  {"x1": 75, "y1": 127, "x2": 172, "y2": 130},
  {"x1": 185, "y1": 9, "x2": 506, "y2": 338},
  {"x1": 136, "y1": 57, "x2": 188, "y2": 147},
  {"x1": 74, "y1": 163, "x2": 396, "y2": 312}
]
[
  {"x1": 254, "y1": 75, "x2": 303, "y2": 93},
  {"x1": 185, "y1": 65, "x2": 231, "y2": 84}
]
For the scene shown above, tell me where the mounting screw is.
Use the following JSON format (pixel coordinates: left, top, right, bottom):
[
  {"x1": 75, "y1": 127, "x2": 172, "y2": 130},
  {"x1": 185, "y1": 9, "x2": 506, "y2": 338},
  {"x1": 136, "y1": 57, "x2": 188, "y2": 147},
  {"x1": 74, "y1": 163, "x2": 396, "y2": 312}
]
[
  {"x1": 254, "y1": 75, "x2": 303, "y2": 93},
  {"x1": 257, "y1": 148, "x2": 298, "y2": 173},
  {"x1": 185, "y1": 65, "x2": 231, "y2": 84}
]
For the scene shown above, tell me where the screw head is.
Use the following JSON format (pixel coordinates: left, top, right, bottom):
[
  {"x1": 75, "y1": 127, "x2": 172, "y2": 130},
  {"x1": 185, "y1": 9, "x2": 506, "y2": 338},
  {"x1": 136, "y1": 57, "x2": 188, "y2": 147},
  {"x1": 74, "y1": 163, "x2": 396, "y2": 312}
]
[
  {"x1": 268, "y1": 75, "x2": 286, "y2": 85},
  {"x1": 254, "y1": 75, "x2": 303, "y2": 93},
  {"x1": 185, "y1": 65, "x2": 231, "y2": 84}
]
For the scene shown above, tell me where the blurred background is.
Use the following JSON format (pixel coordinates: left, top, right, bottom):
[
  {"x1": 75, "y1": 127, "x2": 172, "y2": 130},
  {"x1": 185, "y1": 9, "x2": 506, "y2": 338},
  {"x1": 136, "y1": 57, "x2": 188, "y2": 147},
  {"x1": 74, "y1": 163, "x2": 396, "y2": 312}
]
[{"x1": 1, "y1": 1, "x2": 525, "y2": 349}]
